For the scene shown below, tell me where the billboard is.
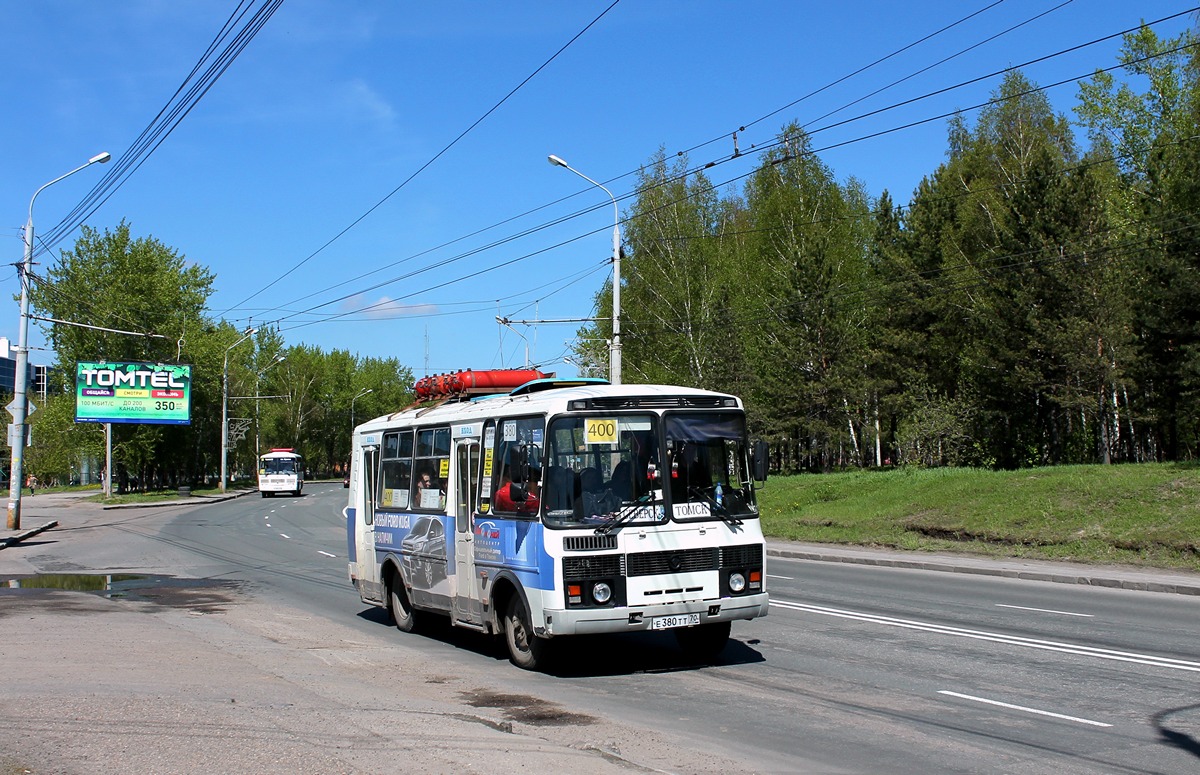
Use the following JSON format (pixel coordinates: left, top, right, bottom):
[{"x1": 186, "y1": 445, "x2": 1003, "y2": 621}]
[{"x1": 75, "y1": 362, "x2": 192, "y2": 425}]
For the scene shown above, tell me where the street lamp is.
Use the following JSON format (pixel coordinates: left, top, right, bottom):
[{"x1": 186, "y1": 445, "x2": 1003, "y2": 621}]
[
  {"x1": 221, "y1": 327, "x2": 257, "y2": 492},
  {"x1": 548, "y1": 153, "x2": 622, "y2": 385},
  {"x1": 7, "y1": 151, "x2": 111, "y2": 530},
  {"x1": 351, "y1": 387, "x2": 373, "y2": 431},
  {"x1": 255, "y1": 353, "x2": 285, "y2": 458}
]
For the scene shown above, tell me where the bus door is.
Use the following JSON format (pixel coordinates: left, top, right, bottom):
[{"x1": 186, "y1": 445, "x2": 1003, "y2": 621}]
[
  {"x1": 452, "y1": 429, "x2": 484, "y2": 626},
  {"x1": 354, "y1": 441, "x2": 381, "y2": 600}
]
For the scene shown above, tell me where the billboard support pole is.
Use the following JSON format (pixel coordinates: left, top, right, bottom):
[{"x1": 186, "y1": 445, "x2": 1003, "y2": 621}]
[{"x1": 104, "y1": 423, "x2": 112, "y2": 498}]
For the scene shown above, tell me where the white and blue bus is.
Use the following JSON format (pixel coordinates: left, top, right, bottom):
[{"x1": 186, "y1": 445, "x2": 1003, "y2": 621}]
[
  {"x1": 344, "y1": 371, "x2": 769, "y2": 669},
  {"x1": 258, "y1": 448, "x2": 304, "y2": 497}
]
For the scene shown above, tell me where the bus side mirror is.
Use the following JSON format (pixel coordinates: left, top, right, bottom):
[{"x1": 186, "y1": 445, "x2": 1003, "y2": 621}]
[
  {"x1": 512, "y1": 445, "x2": 529, "y2": 484},
  {"x1": 752, "y1": 440, "x2": 769, "y2": 482}
]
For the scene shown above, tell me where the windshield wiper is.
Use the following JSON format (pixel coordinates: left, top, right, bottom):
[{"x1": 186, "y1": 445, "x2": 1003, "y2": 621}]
[
  {"x1": 595, "y1": 490, "x2": 660, "y2": 535},
  {"x1": 688, "y1": 486, "x2": 743, "y2": 527}
]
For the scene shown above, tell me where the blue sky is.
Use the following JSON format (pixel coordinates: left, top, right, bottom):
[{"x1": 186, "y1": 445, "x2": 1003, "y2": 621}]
[{"x1": 1, "y1": 1, "x2": 1194, "y2": 380}]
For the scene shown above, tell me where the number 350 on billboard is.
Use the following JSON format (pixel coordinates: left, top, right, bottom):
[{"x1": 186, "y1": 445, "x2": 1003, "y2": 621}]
[{"x1": 75, "y1": 362, "x2": 192, "y2": 425}]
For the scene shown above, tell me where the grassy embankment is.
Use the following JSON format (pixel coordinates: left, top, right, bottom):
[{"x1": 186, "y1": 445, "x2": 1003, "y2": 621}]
[{"x1": 757, "y1": 463, "x2": 1200, "y2": 572}]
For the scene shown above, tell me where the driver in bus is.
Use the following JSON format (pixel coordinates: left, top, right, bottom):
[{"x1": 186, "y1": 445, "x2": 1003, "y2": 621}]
[{"x1": 495, "y1": 465, "x2": 541, "y2": 514}]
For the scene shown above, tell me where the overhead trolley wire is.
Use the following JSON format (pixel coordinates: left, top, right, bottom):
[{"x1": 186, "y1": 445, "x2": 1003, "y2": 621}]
[
  {"x1": 36, "y1": 0, "x2": 285, "y2": 257},
  {"x1": 236, "y1": 0, "x2": 1025, "y2": 325},
  {"x1": 217, "y1": 0, "x2": 624, "y2": 318},
  {"x1": 265, "y1": 13, "x2": 1200, "y2": 332}
]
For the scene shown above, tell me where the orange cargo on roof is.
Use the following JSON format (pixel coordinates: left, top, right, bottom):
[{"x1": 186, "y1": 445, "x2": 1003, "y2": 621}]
[{"x1": 413, "y1": 368, "x2": 547, "y2": 399}]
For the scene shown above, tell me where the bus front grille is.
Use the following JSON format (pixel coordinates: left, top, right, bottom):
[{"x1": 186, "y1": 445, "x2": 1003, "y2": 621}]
[
  {"x1": 564, "y1": 534, "x2": 618, "y2": 552},
  {"x1": 563, "y1": 554, "x2": 624, "y2": 580},
  {"x1": 626, "y1": 547, "x2": 719, "y2": 577},
  {"x1": 720, "y1": 544, "x2": 763, "y2": 568}
]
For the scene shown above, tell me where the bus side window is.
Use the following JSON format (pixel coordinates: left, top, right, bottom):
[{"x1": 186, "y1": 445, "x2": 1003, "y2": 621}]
[
  {"x1": 491, "y1": 417, "x2": 545, "y2": 517},
  {"x1": 379, "y1": 429, "x2": 413, "y2": 509},
  {"x1": 412, "y1": 426, "x2": 450, "y2": 511}
]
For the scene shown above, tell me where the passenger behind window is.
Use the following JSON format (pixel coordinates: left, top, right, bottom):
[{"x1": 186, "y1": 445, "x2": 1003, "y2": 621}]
[
  {"x1": 495, "y1": 465, "x2": 541, "y2": 514},
  {"x1": 608, "y1": 460, "x2": 632, "y2": 501},
  {"x1": 542, "y1": 465, "x2": 573, "y2": 513}
]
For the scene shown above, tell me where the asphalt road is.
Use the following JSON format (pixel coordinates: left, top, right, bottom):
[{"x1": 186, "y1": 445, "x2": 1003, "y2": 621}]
[{"x1": 2, "y1": 485, "x2": 1198, "y2": 774}]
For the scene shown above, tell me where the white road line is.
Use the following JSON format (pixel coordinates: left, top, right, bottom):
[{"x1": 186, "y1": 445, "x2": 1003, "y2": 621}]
[
  {"x1": 996, "y1": 603, "x2": 1093, "y2": 617},
  {"x1": 771, "y1": 599, "x2": 1200, "y2": 672},
  {"x1": 766, "y1": 574, "x2": 794, "y2": 580},
  {"x1": 318, "y1": 550, "x2": 336, "y2": 558},
  {"x1": 938, "y1": 691, "x2": 1112, "y2": 727},
  {"x1": 280, "y1": 533, "x2": 290, "y2": 539}
]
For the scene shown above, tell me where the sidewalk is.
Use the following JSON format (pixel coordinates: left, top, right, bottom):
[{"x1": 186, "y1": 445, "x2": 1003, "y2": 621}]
[
  {"x1": 0, "y1": 488, "x2": 256, "y2": 549},
  {"x1": 4, "y1": 492, "x2": 1199, "y2": 596},
  {"x1": 767, "y1": 539, "x2": 1200, "y2": 596}
]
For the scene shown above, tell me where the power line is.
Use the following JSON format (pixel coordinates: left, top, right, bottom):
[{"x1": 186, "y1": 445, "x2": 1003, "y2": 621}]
[
  {"x1": 248, "y1": 8, "x2": 1197, "y2": 334},
  {"x1": 273, "y1": 26, "x2": 1200, "y2": 332},
  {"x1": 217, "y1": 0, "x2": 624, "y2": 318},
  {"x1": 224, "y1": 1, "x2": 1051, "y2": 325},
  {"x1": 36, "y1": 0, "x2": 285, "y2": 256}
]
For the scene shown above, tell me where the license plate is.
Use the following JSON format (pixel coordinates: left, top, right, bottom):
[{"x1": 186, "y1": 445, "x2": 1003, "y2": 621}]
[{"x1": 650, "y1": 613, "x2": 701, "y2": 630}]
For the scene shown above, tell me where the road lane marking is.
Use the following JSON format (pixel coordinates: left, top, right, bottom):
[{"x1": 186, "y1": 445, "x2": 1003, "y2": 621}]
[
  {"x1": 280, "y1": 533, "x2": 290, "y2": 539},
  {"x1": 771, "y1": 599, "x2": 1200, "y2": 672},
  {"x1": 318, "y1": 551, "x2": 336, "y2": 558},
  {"x1": 938, "y1": 691, "x2": 1111, "y2": 727},
  {"x1": 767, "y1": 574, "x2": 794, "y2": 580},
  {"x1": 996, "y1": 604, "x2": 1093, "y2": 617}
]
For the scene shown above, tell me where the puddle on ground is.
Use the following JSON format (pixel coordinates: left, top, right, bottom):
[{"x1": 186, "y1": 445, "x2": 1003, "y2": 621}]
[
  {"x1": 0, "y1": 573, "x2": 242, "y2": 614},
  {"x1": 461, "y1": 689, "x2": 596, "y2": 727}
]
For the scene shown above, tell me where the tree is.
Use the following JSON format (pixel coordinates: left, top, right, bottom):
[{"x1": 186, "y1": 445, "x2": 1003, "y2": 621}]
[
  {"x1": 30, "y1": 221, "x2": 216, "y2": 489},
  {"x1": 742, "y1": 126, "x2": 873, "y2": 470},
  {"x1": 1077, "y1": 23, "x2": 1200, "y2": 460}
]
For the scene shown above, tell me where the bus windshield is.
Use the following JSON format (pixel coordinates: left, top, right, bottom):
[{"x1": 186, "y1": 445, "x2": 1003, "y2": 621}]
[
  {"x1": 542, "y1": 414, "x2": 665, "y2": 528},
  {"x1": 261, "y1": 457, "x2": 300, "y2": 474},
  {"x1": 664, "y1": 412, "x2": 757, "y2": 521}
]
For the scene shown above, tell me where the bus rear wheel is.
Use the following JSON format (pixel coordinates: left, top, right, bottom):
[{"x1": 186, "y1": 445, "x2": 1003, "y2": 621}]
[{"x1": 504, "y1": 594, "x2": 549, "y2": 670}]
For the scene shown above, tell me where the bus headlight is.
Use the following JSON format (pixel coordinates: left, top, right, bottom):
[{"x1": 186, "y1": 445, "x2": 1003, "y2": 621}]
[
  {"x1": 592, "y1": 581, "x2": 612, "y2": 605},
  {"x1": 728, "y1": 572, "x2": 747, "y2": 593}
]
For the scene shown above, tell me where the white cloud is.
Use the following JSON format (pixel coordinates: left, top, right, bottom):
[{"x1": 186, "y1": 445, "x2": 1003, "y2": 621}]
[
  {"x1": 347, "y1": 295, "x2": 438, "y2": 320},
  {"x1": 340, "y1": 79, "x2": 396, "y2": 129}
]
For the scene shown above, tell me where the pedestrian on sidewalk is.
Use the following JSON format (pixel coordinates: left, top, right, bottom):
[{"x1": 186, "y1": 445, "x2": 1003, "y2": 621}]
[{"x1": 27, "y1": 474, "x2": 37, "y2": 496}]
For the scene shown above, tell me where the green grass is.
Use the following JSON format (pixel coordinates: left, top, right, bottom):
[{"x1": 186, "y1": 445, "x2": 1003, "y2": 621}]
[
  {"x1": 86, "y1": 485, "x2": 252, "y2": 504},
  {"x1": 757, "y1": 463, "x2": 1200, "y2": 571}
]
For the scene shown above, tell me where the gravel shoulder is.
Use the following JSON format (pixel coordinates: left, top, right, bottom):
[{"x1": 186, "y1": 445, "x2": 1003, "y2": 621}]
[{"x1": 0, "y1": 493, "x2": 749, "y2": 775}]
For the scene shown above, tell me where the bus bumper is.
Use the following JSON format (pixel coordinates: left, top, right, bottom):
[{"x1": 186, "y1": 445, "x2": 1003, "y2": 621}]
[{"x1": 541, "y1": 592, "x2": 769, "y2": 637}]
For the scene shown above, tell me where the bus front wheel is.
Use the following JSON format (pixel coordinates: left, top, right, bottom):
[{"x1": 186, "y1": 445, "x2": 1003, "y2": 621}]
[
  {"x1": 389, "y1": 578, "x2": 419, "y2": 633},
  {"x1": 504, "y1": 595, "x2": 548, "y2": 670}
]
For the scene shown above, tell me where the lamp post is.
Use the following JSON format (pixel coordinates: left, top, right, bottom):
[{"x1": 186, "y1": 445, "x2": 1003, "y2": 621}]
[
  {"x1": 255, "y1": 353, "x2": 285, "y2": 458},
  {"x1": 548, "y1": 154, "x2": 622, "y2": 385},
  {"x1": 221, "y1": 327, "x2": 257, "y2": 492},
  {"x1": 351, "y1": 387, "x2": 373, "y2": 431},
  {"x1": 7, "y1": 151, "x2": 111, "y2": 530}
]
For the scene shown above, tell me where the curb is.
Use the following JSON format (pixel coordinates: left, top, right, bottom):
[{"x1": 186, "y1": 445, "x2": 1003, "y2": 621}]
[
  {"x1": 101, "y1": 489, "x2": 259, "y2": 510},
  {"x1": 0, "y1": 520, "x2": 60, "y2": 549},
  {"x1": 767, "y1": 546, "x2": 1200, "y2": 597}
]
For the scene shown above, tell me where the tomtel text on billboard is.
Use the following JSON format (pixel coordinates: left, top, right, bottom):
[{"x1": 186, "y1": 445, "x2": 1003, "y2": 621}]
[{"x1": 75, "y1": 362, "x2": 192, "y2": 425}]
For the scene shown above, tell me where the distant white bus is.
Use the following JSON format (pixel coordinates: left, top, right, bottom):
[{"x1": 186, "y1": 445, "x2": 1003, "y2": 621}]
[{"x1": 258, "y1": 448, "x2": 304, "y2": 497}]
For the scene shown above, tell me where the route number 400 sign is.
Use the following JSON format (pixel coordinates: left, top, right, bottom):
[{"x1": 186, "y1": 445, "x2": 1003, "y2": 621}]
[{"x1": 585, "y1": 418, "x2": 617, "y2": 445}]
